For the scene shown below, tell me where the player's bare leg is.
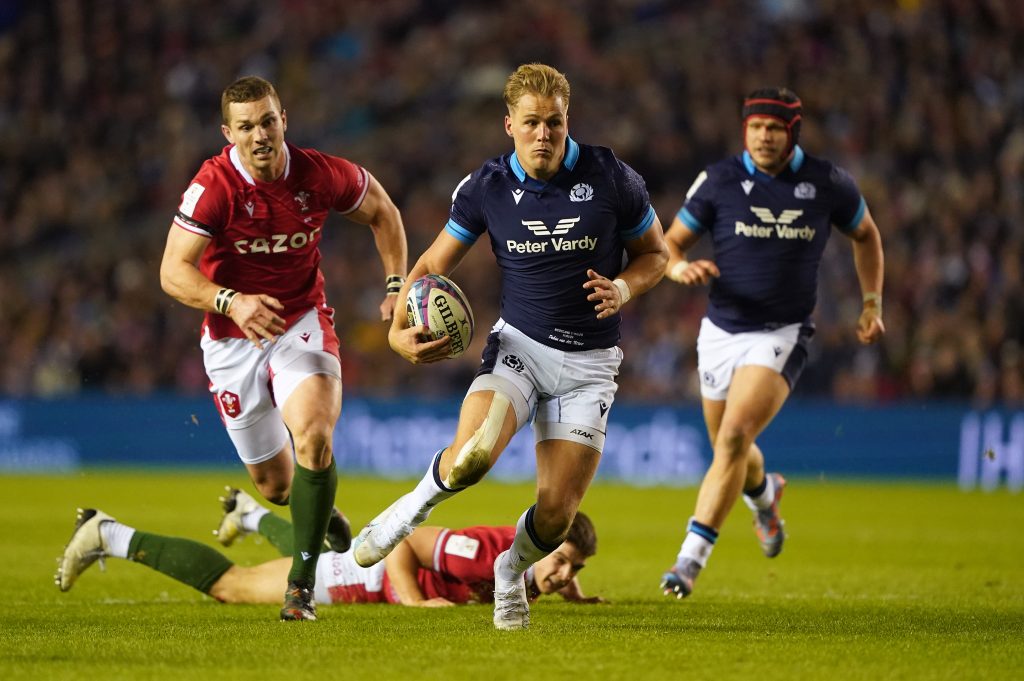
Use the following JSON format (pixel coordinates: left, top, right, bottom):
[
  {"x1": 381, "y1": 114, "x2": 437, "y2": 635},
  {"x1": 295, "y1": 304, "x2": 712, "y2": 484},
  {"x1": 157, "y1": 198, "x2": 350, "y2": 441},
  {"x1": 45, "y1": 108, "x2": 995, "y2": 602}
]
[
  {"x1": 245, "y1": 449, "x2": 294, "y2": 505},
  {"x1": 494, "y1": 439, "x2": 600, "y2": 630},
  {"x1": 278, "y1": 373, "x2": 342, "y2": 621},
  {"x1": 695, "y1": 367, "x2": 788, "y2": 527},
  {"x1": 352, "y1": 390, "x2": 518, "y2": 567},
  {"x1": 210, "y1": 558, "x2": 292, "y2": 604},
  {"x1": 663, "y1": 366, "x2": 788, "y2": 598}
]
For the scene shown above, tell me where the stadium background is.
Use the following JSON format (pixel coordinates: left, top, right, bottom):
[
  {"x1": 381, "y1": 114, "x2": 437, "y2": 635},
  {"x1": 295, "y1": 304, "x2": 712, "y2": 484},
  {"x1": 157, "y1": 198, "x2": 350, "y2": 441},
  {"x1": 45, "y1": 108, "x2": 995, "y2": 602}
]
[{"x1": 1, "y1": 0, "x2": 1022, "y2": 488}]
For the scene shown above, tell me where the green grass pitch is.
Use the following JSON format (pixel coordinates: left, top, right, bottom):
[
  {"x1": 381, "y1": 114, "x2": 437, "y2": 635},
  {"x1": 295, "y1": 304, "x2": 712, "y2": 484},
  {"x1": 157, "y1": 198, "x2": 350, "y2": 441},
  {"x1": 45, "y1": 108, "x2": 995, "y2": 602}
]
[{"x1": 1, "y1": 471, "x2": 1022, "y2": 680}]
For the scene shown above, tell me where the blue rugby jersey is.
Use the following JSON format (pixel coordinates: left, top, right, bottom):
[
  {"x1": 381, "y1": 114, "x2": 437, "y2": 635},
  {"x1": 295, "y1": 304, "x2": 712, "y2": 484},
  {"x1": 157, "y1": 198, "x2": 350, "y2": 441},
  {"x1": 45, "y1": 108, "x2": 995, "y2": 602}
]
[
  {"x1": 445, "y1": 137, "x2": 656, "y2": 350},
  {"x1": 678, "y1": 146, "x2": 866, "y2": 333}
]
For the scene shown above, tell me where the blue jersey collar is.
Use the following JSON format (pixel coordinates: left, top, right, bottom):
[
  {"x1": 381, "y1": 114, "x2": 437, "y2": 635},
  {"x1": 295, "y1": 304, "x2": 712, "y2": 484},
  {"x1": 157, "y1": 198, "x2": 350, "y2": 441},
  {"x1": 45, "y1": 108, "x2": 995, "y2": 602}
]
[
  {"x1": 742, "y1": 145, "x2": 804, "y2": 177},
  {"x1": 509, "y1": 136, "x2": 580, "y2": 186}
]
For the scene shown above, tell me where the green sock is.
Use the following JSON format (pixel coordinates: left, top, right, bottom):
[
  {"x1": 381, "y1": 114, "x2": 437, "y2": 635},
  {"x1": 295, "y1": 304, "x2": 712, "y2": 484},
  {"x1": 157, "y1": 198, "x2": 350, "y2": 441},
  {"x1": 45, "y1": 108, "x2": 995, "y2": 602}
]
[
  {"x1": 258, "y1": 513, "x2": 294, "y2": 557},
  {"x1": 127, "y1": 531, "x2": 234, "y2": 594},
  {"x1": 286, "y1": 459, "x2": 337, "y2": 585}
]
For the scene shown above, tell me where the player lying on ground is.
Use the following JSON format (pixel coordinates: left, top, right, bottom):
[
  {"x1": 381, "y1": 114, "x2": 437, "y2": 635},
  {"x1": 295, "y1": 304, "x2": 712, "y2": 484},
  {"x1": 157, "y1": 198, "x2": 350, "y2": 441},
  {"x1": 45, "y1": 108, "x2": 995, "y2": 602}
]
[{"x1": 54, "y1": 489, "x2": 601, "y2": 607}]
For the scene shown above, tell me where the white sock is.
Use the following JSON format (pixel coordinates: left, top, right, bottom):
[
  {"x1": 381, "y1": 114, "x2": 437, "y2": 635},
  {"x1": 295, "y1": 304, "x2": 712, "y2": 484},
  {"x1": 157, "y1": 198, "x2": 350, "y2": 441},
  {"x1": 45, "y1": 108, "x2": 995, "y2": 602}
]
[
  {"x1": 678, "y1": 531, "x2": 714, "y2": 568},
  {"x1": 241, "y1": 508, "x2": 270, "y2": 533},
  {"x1": 496, "y1": 506, "x2": 557, "y2": 581},
  {"x1": 392, "y1": 449, "x2": 460, "y2": 526},
  {"x1": 743, "y1": 474, "x2": 776, "y2": 512},
  {"x1": 100, "y1": 520, "x2": 136, "y2": 559}
]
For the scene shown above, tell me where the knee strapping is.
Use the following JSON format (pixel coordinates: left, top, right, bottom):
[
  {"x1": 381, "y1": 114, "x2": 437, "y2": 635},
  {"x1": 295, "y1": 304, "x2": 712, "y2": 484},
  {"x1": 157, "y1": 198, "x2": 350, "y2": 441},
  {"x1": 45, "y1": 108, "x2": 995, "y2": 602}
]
[{"x1": 445, "y1": 393, "x2": 510, "y2": 488}]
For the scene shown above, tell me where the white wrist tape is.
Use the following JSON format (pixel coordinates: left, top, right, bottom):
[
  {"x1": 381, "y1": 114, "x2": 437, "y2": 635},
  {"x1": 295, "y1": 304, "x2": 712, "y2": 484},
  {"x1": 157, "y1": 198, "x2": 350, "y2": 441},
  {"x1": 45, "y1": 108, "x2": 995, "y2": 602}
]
[
  {"x1": 669, "y1": 261, "x2": 689, "y2": 282},
  {"x1": 612, "y1": 278, "x2": 631, "y2": 305}
]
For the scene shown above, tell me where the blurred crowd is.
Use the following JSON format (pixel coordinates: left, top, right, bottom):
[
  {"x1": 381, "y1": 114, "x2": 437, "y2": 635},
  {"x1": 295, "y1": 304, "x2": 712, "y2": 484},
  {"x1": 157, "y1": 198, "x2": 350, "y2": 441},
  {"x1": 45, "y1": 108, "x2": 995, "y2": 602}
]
[{"x1": 2, "y1": 0, "x2": 1022, "y2": 406}]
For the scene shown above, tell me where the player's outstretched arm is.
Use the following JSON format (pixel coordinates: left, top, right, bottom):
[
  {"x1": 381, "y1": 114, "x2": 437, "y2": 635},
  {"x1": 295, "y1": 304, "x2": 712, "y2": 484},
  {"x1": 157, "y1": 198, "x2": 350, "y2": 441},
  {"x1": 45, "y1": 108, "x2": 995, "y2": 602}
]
[
  {"x1": 844, "y1": 208, "x2": 886, "y2": 344},
  {"x1": 388, "y1": 232, "x2": 470, "y2": 364},
  {"x1": 663, "y1": 215, "x2": 719, "y2": 286},
  {"x1": 557, "y1": 576, "x2": 606, "y2": 604},
  {"x1": 384, "y1": 526, "x2": 454, "y2": 606},
  {"x1": 345, "y1": 173, "x2": 409, "y2": 322},
  {"x1": 160, "y1": 225, "x2": 285, "y2": 347}
]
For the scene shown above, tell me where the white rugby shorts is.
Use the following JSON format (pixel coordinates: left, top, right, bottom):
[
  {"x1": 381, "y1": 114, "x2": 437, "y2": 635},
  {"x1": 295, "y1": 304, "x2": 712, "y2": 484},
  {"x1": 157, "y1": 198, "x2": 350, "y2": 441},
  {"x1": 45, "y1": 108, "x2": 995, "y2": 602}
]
[
  {"x1": 468, "y1": 319, "x2": 622, "y2": 452},
  {"x1": 202, "y1": 307, "x2": 341, "y2": 464},
  {"x1": 696, "y1": 317, "x2": 813, "y2": 401},
  {"x1": 314, "y1": 550, "x2": 385, "y2": 605}
]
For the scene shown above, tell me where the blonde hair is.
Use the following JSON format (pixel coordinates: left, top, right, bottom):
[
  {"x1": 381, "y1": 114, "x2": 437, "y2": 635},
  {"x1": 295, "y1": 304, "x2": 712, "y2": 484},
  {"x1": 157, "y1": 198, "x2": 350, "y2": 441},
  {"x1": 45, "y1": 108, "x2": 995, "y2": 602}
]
[
  {"x1": 221, "y1": 76, "x2": 281, "y2": 124},
  {"x1": 503, "y1": 63, "x2": 571, "y2": 112}
]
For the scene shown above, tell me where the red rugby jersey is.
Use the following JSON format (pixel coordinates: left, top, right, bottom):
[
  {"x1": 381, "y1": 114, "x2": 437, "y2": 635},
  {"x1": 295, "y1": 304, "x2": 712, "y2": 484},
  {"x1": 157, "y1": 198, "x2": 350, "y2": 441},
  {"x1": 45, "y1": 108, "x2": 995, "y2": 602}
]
[
  {"x1": 379, "y1": 525, "x2": 516, "y2": 604},
  {"x1": 173, "y1": 143, "x2": 369, "y2": 340}
]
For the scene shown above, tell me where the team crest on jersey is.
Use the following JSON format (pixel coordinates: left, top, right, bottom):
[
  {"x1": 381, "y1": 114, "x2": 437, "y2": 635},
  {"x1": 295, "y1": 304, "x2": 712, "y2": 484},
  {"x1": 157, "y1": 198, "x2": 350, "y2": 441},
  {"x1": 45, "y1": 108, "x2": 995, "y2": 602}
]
[
  {"x1": 569, "y1": 183, "x2": 594, "y2": 202},
  {"x1": 294, "y1": 191, "x2": 311, "y2": 212},
  {"x1": 218, "y1": 391, "x2": 242, "y2": 418},
  {"x1": 794, "y1": 182, "x2": 816, "y2": 199}
]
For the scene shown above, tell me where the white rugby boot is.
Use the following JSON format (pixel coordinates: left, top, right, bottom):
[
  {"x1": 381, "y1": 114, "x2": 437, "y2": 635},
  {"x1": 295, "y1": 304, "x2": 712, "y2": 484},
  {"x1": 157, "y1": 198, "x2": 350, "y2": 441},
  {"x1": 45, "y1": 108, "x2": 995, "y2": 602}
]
[
  {"x1": 492, "y1": 550, "x2": 530, "y2": 630},
  {"x1": 213, "y1": 487, "x2": 263, "y2": 547},
  {"x1": 351, "y1": 501, "x2": 413, "y2": 568},
  {"x1": 55, "y1": 508, "x2": 114, "y2": 592}
]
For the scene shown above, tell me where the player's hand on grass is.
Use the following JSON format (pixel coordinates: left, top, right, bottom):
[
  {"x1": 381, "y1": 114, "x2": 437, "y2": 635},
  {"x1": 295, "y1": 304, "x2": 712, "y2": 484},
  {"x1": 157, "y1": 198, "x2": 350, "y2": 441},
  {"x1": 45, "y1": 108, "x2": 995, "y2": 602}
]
[
  {"x1": 669, "y1": 259, "x2": 719, "y2": 286},
  {"x1": 228, "y1": 294, "x2": 286, "y2": 347},
  {"x1": 389, "y1": 324, "x2": 451, "y2": 364},
  {"x1": 410, "y1": 597, "x2": 455, "y2": 607},
  {"x1": 557, "y1": 578, "x2": 606, "y2": 604}
]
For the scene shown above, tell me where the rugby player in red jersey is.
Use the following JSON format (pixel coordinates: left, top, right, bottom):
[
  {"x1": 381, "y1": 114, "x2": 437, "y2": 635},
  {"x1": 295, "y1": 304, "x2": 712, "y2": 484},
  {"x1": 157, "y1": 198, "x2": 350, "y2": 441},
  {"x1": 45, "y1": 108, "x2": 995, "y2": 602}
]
[
  {"x1": 159, "y1": 76, "x2": 408, "y2": 620},
  {"x1": 55, "y1": 493, "x2": 602, "y2": 609}
]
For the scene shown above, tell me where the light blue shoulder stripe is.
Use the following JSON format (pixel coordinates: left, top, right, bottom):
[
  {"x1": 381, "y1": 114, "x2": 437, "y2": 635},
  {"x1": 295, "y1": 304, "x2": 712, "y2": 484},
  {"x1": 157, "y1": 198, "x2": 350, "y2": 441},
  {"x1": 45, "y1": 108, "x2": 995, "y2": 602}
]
[
  {"x1": 839, "y1": 197, "x2": 867, "y2": 233},
  {"x1": 742, "y1": 145, "x2": 804, "y2": 175},
  {"x1": 564, "y1": 137, "x2": 580, "y2": 170},
  {"x1": 508, "y1": 152, "x2": 526, "y2": 182},
  {"x1": 677, "y1": 206, "x2": 706, "y2": 234},
  {"x1": 621, "y1": 205, "x2": 656, "y2": 240},
  {"x1": 445, "y1": 219, "x2": 478, "y2": 244},
  {"x1": 790, "y1": 145, "x2": 805, "y2": 172},
  {"x1": 508, "y1": 137, "x2": 578, "y2": 183}
]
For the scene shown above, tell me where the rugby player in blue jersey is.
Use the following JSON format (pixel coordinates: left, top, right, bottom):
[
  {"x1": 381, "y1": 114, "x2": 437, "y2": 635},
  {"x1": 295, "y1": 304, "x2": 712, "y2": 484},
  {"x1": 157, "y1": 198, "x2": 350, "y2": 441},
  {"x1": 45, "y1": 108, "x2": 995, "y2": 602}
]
[
  {"x1": 350, "y1": 63, "x2": 668, "y2": 630},
  {"x1": 659, "y1": 88, "x2": 885, "y2": 599}
]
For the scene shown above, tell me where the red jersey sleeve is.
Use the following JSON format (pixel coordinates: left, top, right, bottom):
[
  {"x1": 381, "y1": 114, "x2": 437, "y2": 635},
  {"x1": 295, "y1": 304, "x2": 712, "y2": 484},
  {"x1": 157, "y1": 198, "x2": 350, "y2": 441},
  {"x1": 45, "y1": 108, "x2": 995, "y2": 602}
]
[
  {"x1": 321, "y1": 153, "x2": 370, "y2": 215},
  {"x1": 433, "y1": 526, "x2": 515, "y2": 583},
  {"x1": 172, "y1": 159, "x2": 231, "y2": 237}
]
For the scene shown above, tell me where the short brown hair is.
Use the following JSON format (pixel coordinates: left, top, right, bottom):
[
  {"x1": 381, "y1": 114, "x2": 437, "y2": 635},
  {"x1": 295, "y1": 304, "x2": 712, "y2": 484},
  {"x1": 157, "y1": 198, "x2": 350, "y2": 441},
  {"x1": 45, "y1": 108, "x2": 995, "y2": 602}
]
[
  {"x1": 565, "y1": 511, "x2": 597, "y2": 557},
  {"x1": 221, "y1": 76, "x2": 281, "y2": 124},
  {"x1": 503, "y1": 63, "x2": 571, "y2": 112}
]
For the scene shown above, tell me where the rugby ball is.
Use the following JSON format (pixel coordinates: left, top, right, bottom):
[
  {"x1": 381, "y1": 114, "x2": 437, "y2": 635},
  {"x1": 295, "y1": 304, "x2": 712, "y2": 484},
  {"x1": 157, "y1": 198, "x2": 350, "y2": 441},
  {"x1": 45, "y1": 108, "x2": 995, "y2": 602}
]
[{"x1": 406, "y1": 274, "x2": 475, "y2": 358}]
